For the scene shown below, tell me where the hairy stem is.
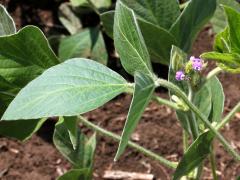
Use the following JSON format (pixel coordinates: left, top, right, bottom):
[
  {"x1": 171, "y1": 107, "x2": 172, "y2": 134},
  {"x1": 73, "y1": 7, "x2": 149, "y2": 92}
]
[
  {"x1": 206, "y1": 67, "x2": 223, "y2": 80},
  {"x1": 152, "y1": 95, "x2": 180, "y2": 110},
  {"x1": 216, "y1": 102, "x2": 240, "y2": 131},
  {"x1": 210, "y1": 145, "x2": 218, "y2": 180},
  {"x1": 156, "y1": 78, "x2": 240, "y2": 161},
  {"x1": 78, "y1": 115, "x2": 178, "y2": 169}
]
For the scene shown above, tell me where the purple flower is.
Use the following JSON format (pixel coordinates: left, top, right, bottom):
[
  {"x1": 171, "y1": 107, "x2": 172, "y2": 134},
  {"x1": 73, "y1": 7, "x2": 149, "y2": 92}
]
[
  {"x1": 190, "y1": 56, "x2": 203, "y2": 71},
  {"x1": 175, "y1": 70, "x2": 185, "y2": 81}
]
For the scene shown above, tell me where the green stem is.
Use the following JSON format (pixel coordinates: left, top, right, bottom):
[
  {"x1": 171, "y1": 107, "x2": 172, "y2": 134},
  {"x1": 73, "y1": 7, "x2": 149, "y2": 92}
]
[
  {"x1": 216, "y1": 102, "x2": 240, "y2": 131},
  {"x1": 78, "y1": 115, "x2": 178, "y2": 169},
  {"x1": 180, "y1": 1, "x2": 190, "y2": 10},
  {"x1": 206, "y1": 67, "x2": 223, "y2": 80},
  {"x1": 183, "y1": 130, "x2": 188, "y2": 153},
  {"x1": 152, "y1": 95, "x2": 180, "y2": 110},
  {"x1": 156, "y1": 78, "x2": 240, "y2": 161},
  {"x1": 210, "y1": 145, "x2": 218, "y2": 180}
]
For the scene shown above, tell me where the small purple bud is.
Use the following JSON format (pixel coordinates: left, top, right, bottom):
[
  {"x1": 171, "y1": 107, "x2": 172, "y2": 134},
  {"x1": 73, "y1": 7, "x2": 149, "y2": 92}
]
[
  {"x1": 175, "y1": 71, "x2": 185, "y2": 81},
  {"x1": 190, "y1": 56, "x2": 203, "y2": 71}
]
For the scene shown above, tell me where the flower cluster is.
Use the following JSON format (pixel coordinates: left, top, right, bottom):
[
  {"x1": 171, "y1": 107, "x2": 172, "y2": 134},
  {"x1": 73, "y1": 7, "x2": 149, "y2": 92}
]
[{"x1": 175, "y1": 56, "x2": 204, "y2": 81}]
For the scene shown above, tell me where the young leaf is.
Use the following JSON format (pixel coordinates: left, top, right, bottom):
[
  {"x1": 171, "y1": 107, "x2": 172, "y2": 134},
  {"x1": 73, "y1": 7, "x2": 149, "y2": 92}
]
[
  {"x1": 53, "y1": 117, "x2": 85, "y2": 168},
  {"x1": 0, "y1": 4, "x2": 16, "y2": 35},
  {"x1": 213, "y1": 27, "x2": 231, "y2": 53},
  {"x1": 138, "y1": 19, "x2": 177, "y2": 65},
  {"x1": 115, "y1": 72, "x2": 155, "y2": 160},
  {"x1": 0, "y1": 25, "x2": 59, "y2": 69},
  {"x1": 54, "y1": 117, "x2": 96, "y2": 175},
  {"x1": 2, "y1": 58, "x2": 128, "y2": 120},
  {"x1": 59, "y1": 2, "x2": 82, "y2": 34},
  {"x1": 170, "y1": 0, "x2": 217, "y2": 52},
  {"x1": 121, "y1": 0, "x2": 180, "y2": 29},
  {"x1": 0, "y1": 118, "x2": 47, "y2": 141},
  {"x1": 64, "y1": 116, "x2": 78, "y2": 150},
  {"x1": 59, "y1": 28, "x2": 107, "y2": 65},
  {"x1": 114, "y1": 1, "x2": 152, "y2": 76},
  {"x1": 201, "y1": 51, "x2": 240, "y2": 73},
  {"x1": 173, "y1": 131, "x2": 214, "y2": 180},
  {"x1": 58, "y1": 169, "x2": 89, "y2": 180},
  {"x1": 208, "y1": 77, "x2": 224, "y2": 123},
  {"x1": 224, "y1": 5, "x2": 240, "y2": 53}
]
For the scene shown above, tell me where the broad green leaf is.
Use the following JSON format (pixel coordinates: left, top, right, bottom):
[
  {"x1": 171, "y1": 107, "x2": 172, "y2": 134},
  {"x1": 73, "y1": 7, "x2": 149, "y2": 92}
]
[
  {"x1": 59, "y1": 28, "x2": 108, "y2": 65},
  {"x1": 59, "y1": 2, "x2": 82, "y2": 34},
  {"x1": 0, "y1": 25, "x2": 59, "y2": 69},
  {"x1": 114, "y1": 1, "x2": 152, "y2": 76},
  {"x1": 53, "y1": 117, "x2": 85, "y2": 168},
  {"x1": 211, "y1": 0, "x2": 240, "y2": 33},
  {"x1": 194, "y1": 84, "x2": 212, "y2": 123},
  {"x1": 0, "y1": 4, "x2": 16, "y2": 35},
  {"x1": 121, "y1": 0, "x2": 180, "y2": 29},
  {"x1": 173, "y1": 131, "x2": 214, "y2": 180},
  {"x1": 0, "y1": 118, "x2": 47, "y2": 141},
  {"x1": 101, "y1": 10, "x2": 177, "y2": 65},
  {"x1": 138, "y1": 19, "x2": 177, "y2": 65},
  {"x1": 214, "y1": 27, "x2": 231, "y2": 53},
  {"x1": 70, "y1": 0, "x2": 88, "y2": 7},
  {"x1": 208, "y1": 77, "x2": 224, "y2": 123},
  {"x1": 224, "y1": 5, "x2": 240, "y2": 53},
  {"x1": 100, "y1": 10, "x2": 114, "y2": 38},
  {"x1": 201, "y1": 51, "x2": 240, "y2": 73},
  {"x1": 168, "y1": 46, "x2": 190, "y2": 133},
  {"x1": 170, "y1": 0, "x2": 217, "y2": 52},
  {"x1": 2, "y1": 58, "x2": 128, "y2": 120},
  {"x1": 115, "y1": 72, "x2": 155, "y2": 160},
  {"x1": 58, "y1": 169, "x2": 89, "y2": 180},
  {"x1": 0, "y1": 55, "x2": 42, "y2": 87}
]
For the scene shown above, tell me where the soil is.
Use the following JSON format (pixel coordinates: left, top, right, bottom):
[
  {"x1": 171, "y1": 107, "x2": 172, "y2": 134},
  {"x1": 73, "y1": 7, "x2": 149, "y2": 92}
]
[{"x1": 0, "y1": 1, "x2": 239, "y2": 180}]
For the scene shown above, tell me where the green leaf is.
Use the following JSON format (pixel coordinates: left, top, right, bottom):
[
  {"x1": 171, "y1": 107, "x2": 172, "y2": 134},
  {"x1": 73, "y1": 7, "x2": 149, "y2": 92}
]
[
  {"x1": 138, "y1": 19, "x2": 177, "y2": 65},
  {"x1": 223, "y1": 5, "x2": 240, "y2": 53},
  {"x1": 64, "y1": 116, "x2": 78, "y2": 150},
  {"x1": 0, "y1": 55, "x2": 43, "y2": 87},
  {"x1": 211, "y1": 0, "x2": 240, "y2": 33},
  {"x1": 208, "y1": 77, "x2": 224, "y2": 123},
  {"x1": 59, "y1": 28, "x2": 107, "y2": 65},
  {"x1": 168, "y1": 46, "x2": 190, "y2": 133},
  {"x1": 115, "y1": 72, "x2": 155, "y2": 160},
  {"x1": 100, "y1": 10, "x2": 114, "y2": 38},
  {"x1": 213, "y1": 27, "x2": 231, "y2": 53},
  {"x1": 170, "y1": 0, "x2": 217, "y2": 52},
  {"x1": 194, "y1": 84, "x2": 212, "y2": 122},
  {"x1": 173, "y1": 131, "x2": 214, "y2": 180},
  {"x1": 53, "y1": 117, "x2": 85, "y2": 168},
  {"x1": 58, "y1": 169, "x2": 89, "y2": 180},
  {"x1": 201, "y1": 51, "x2": 240, "y2": 73},
  {"x1": 0, "y1": 118, "x2": 47, "y2": 141},
  {"x1": 2, "y1": 58, "x2": 128, "y2": 120},
  {"x1": 59, "y1": 2, "x2": 82, "y2": 35},
  {"x1": 70, "y1": 0, "x2": 111, "y2": 9},
  {"x1": 0, "y1": 4, "x2": 16, "y2": 36},
  {"x1": 54, "y1": 117, "x2": 96, "y2": 174},
  {"x1": 114, "y1": 1, "x2": 152, "y2": 76},
  {"x1": 121, "y1": 0, "x2": 180, "y2": 29},
  {"x1": 0, "y1": 25, "x2": 59, "y2": 69},
  {"x1": 70, "y1": 0, "x2": 88, "y2": 7}
]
